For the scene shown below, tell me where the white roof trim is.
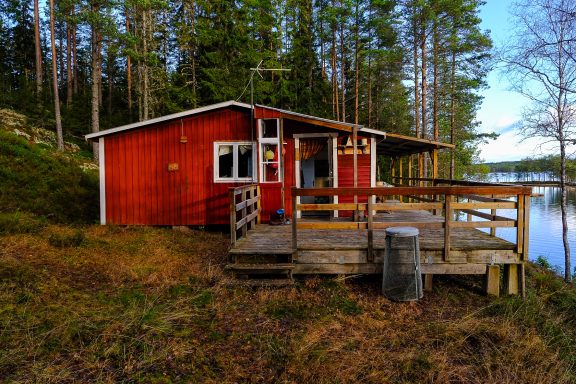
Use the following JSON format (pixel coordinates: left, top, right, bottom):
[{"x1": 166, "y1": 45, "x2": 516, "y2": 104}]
[
  {"x1": 359, "y1": 127, "x2": 386, "y2": 137},
  {"x1": 85, "y1": 100, "x2": 252, "y2": 140}
]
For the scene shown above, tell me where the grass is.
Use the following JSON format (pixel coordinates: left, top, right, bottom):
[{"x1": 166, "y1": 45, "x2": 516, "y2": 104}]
[
  {"x1": 1, "y1": 109, "x2": 576, "y2": 382},
  {"x1": 1, "y1": 225, "x2": 576, "y2": 383}
]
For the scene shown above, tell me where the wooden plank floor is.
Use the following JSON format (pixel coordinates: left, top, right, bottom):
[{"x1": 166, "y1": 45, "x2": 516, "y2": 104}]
[{"x1": 231, "y1": 209, "x2": 515, "y2": 255}]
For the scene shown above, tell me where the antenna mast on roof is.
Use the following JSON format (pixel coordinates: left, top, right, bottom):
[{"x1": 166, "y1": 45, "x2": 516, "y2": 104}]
[{"x1": 249, "y1": 60, "x2": 291, "y2": 108}]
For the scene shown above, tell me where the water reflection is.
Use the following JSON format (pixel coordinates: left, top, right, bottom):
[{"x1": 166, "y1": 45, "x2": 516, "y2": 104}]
[{"x1": 486, "y1": 173, "x2": 576, "y2": 272}]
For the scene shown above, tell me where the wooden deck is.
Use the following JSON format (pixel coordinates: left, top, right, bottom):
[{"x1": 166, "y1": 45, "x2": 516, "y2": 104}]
[
  {"x1": 229, "y1": 210, "x2": 518, "y2": 276},
  {"x1": 227, "y1": 184, "x2": 532, "y2": 295}
]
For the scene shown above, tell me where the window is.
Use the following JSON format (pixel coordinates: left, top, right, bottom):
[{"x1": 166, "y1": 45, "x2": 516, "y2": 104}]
[
  {"x1": 259, "y1": 119, "x2": 280, "y2": 183},
  {"x1": 214, "y1": 142, "x2": 255, "y2": 182}
]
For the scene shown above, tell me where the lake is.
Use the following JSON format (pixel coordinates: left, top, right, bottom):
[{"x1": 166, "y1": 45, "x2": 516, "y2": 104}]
[{"x1": 484, "y1": 173, "x2": 576, "y2": 273}]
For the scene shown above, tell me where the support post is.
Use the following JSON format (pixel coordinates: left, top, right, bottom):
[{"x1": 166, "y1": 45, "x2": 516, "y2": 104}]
[
  {"x1": 485, "y1": 265, "x2": 500, "y2": 297},
  {"x1": 353, "y1": 127, "x2": 358, "y2": 221},
  {"x1": 424, "y1": 274, "x2": 433, "y2": 291},
  {"x1": 367, "y1": 197, "x2": 374, "y2": 262},
  {"x1": 241, "y1": 188, "x2": 248, "y2": 239},
  {"x1": 444, "y1": 194, "x2": 452, "y2": 261},
  {"x1": 256, "y1": 185, "x2": 261, "y2": 224},
  {"x1": 503, "y1": 264, "x2": 520, "y2": 295},
  {"x1": 229, "y1": 189, "x2": 237, "y2": 246},
  {"x1": 292, "y1": 189, "x2": 298, "y2": 260}
]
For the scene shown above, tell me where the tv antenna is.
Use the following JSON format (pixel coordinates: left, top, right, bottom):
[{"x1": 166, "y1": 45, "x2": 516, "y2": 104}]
[{"x1": 237, "y1": 60, "x2": 291, "y2": 107}]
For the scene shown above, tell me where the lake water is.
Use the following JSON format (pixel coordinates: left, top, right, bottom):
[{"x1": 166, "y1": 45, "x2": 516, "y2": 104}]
[{"x1": 484, "y1": 173, "x2": 576, "y2": 273}]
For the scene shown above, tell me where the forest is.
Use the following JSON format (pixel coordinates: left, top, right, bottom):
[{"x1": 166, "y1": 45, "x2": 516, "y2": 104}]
[
  {"x1": 485, "y1": 155, "x2": 576, "y2": 183},
  {"x1": 0, "y1": 0, "x2": 492, "y2": 177}
]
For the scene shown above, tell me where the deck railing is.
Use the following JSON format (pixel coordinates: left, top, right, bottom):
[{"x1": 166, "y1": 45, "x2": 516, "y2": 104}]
[
  {"x1": 229, "y1": 184, "x2": 261, "y2": 246},
  {"x1": 291, "y1": 185, "x2": 532, "y2": 263}
]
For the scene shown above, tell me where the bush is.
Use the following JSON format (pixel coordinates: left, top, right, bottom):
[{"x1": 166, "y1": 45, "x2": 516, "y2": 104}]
[
  {"x1": 0, "y1": 212, "x2": 46, "y2": 234},
  {"x1": 0, "y1": 130, "x2": 98, "y2": 223},
  {"x1": 48, "y1": 228, "x2": 85, "y2": 248}
]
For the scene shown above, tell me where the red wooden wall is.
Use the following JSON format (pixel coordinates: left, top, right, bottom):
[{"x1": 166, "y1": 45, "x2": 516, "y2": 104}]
[
  {"x1": 338, "y1": 154, "x2": 372, "y2": 216},
  {"x1": 104, "y1": 107, "x2": 253, "y2": 225}
]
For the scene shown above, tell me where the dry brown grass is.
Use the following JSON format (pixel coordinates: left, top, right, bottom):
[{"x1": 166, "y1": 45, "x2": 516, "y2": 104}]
[{"x1": 1, "y1": 225, "x2": 575, "y2": 383}]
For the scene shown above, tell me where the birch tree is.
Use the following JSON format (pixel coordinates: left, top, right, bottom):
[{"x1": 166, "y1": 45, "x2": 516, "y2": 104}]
[{"x1": 505, "y1": 0, "x2": 576, "y2": 282}]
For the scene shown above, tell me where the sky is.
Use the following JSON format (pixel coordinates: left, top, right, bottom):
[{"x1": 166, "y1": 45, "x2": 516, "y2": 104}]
[{"x1": 476, "y1": 1, "x2": 557, "y2": 163}]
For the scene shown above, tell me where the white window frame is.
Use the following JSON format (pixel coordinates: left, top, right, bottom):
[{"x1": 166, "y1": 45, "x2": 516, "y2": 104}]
[
  {"x1": 258, "y1": 118, "x2": 281, "y2": 183},
  {"x1": 213, "y1": 142, "x2": 256, "y2": 183}
]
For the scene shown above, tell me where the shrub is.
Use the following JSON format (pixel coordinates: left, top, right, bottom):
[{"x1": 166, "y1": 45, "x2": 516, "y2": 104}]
[
  {"x1": 0, "y1": 130, "x2": 98, "y2": 223},
  {"x1": 0, "y1": 212, "x2": 46, "y2": 234}
]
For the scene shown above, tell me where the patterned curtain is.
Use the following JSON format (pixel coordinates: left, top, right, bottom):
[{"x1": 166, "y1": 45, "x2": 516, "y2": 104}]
[{"x1": 300, "y1": 138, "x2": 326, "y2": 160}]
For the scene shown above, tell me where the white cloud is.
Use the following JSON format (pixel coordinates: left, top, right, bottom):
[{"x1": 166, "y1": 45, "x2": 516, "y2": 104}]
[{"x1": 479, "y1": 129, "x2": 558, "y2": 162}]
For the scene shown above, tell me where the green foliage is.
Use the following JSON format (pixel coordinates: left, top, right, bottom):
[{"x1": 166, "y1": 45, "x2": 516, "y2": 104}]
[
  {"x1": 0, "y1": 211, "x2": 46, "y2": 234},
  {"x1": 48, "y1": 228, "x2": 85, "y2": 248},
  {"x1": 0, "y1": 130, "x2": 98, "y2": 223}
]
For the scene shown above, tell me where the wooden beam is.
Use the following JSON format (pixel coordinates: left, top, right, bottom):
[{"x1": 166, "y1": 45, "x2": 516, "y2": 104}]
[
  {"x1": 372, "y1": 222, "x2": 444, "y2": 230},
  {"x1": 292, "y1": 192, "x2": 297, "y2": 256},
  {"x1": 452, "y1": 202, "x2": 516, "y2": 209},
  {"x1": 373, "y1": 202, "x2": 443, "y2": 210},
  {"x1": 424, "y1": 274, "x2": 433, "y2": 291},
  {"x1": 516, "y1": 194, "x2": 525, "y2": 255},
  {"x1": 451, "y1": 221, "x2": 516, "y2": 229},
  {"x1": 367, "y1": 198, "x2": 374, "y2": 262},
  {"x1": 431, "y1": 149, "x2": 438, "y2": 179},
  {"x1": 297, "y1": 222, "x2": 368, "y2": 230},
  {"x1": 292, "y1": 186, "x2": 533, "y2": 197},
  {"x1": 459, "y1": 209, "x2": 513, "y2": 222},
  {"x1": 503, "y1": 264, "x2": 520, "y2": 295},
  {"x1": 298, "y1": 203, "x2": 367, "y2": 211},
  {"x1": 485, "y1": 265, "x2": 500, "y2": 297},
  {"x1": 444, "y1": 195, "x2": 452, "y2": 261},
  {"x1": 229, "y1": 189, "x2": 236, "y2": 246}
]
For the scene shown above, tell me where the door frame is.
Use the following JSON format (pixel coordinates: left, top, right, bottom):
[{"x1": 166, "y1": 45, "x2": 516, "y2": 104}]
[{"x1": 293, "y1": 133, "x2": 339, "y2": 218}]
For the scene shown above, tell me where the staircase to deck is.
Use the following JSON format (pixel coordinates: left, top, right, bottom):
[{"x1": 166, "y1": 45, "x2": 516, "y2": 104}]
[{"x1": 226, "y1": 249, "x2": 295, "y2": 286}]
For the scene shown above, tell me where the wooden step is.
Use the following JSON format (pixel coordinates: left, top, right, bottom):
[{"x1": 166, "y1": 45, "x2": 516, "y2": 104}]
[
  {"x1": 225, "y1": 263, "x2": 295, "y2": 271},
  {"x1": 229, "y1": 278, "x2": 295, "y2": 287}
]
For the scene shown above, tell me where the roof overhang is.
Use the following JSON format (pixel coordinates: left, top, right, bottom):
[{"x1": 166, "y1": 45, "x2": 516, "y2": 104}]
[
  {"x1": 256, "y1": 105, "x2": 363, "y2": 133},
  {"x1": 376, "y1": 132, "x2": 454, "y2": 157}
]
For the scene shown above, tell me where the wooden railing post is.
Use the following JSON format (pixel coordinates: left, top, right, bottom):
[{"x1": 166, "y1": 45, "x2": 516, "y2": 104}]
[
  {"x1": 292, "y1": 188, "x2": 298, "y2": 259},
  {"x1": 367, "y1": 196, "x2": 374, "y2": 262},
  {"x1": 444, "y1": 194, "x2": 452, "y2": 261},
  {"x1": 256, "y1": 185, "x2": 262, "y2": 224},
  {"x1": 516, "y1": 193, "x2": 525, "y2": 255},
  {"x1": 229, "y1": 189, "x2": 237, "y2": 246}
]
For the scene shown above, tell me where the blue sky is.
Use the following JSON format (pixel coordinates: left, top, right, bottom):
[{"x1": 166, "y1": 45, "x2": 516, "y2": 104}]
[{"x1": 476, "y1": 0, "x2": 557, "y2": 162}]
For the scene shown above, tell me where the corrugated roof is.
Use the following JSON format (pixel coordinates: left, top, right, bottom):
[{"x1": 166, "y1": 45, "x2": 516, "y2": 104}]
[{"x1": 376, "y1": 132, "x2": 454, "y2": 157}]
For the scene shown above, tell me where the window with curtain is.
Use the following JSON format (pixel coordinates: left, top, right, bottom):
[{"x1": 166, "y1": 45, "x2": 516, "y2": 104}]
[
  {"x1": 214, "y1": 142, "x2": 255, "y2": 182},
  {"x1": 259, "y1": 119, "x2": 280, "y2": 182}
]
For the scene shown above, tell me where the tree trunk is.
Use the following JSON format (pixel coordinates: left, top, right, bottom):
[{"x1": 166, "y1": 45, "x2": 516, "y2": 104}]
[
  {"x1": 420, "y1": 23, "x2": 427, "y2": 179},
  {"x1": 560, "y1": 141, "x2": 572, "y2": 282},
  {"x1": 72, "y1": 11, "x2": 78, "y2": 95},
  {"x1": 331, "y1": 21, "x2": 339, "y2": 120},
  {"x1": 125, "y1": 8, "x2": 132, "y2": 121},
  {"x1": 34, "y1": 0, "x2": 43, "y2": 103},
  {"x1": 449, "y1": 50, "x2": 456, "y2": 179},
  {"x1": 49, "y1": 0, "x2": 64, "y2": 151},
  {"x1": 91, "y1": 3, "x2": 101, "y2": 161},
  {"x1": 340, "y1": 21, "x2": 346, "y2": 123},
  {"x1": 66, "y1": 11, "x2": 73, "y2": 107}
]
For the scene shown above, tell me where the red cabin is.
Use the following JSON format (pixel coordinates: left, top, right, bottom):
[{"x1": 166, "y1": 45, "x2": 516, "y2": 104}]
[{"x1": 86, "y1": 101, "x2": 448, "y2": 226}]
